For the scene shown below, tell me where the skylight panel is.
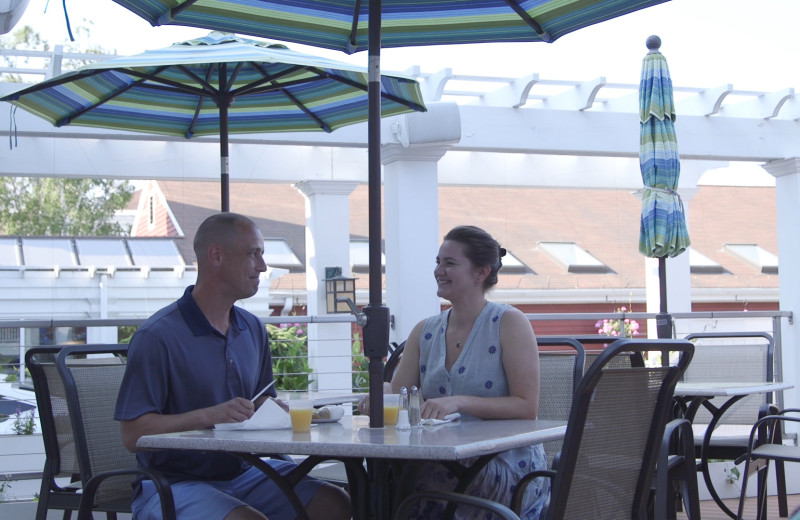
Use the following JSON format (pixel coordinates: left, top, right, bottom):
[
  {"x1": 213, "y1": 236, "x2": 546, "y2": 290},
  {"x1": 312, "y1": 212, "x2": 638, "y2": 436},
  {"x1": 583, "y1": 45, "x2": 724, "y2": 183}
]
[
  {"x1": 22, "y1": 238, "x2": 76, "y2": 267},
  {"x1": 351, "y1": 240, "x2": 385, "y2": 273},
  {"x1": 538, "y1": 241, "x2": 611, "y2": 273},
  {"x1": 724, "y1": 244, "x2": 778, "y2": 274},
  {"x1": 128, "y1": 239, "x2": 185, "y2": 267},
  {"x1": 75, "y1": 239, "x2": 131, "y2": 267},
  {"x1": 264, "y1": 239, "x2": 303, "y2": 269},
  {"x1": 499, "y1": 250, "x2": 531, "y2": 274},
  {"x1": 689, "y1": 248, "x2": 725, "y2": 274},
  {"x1": 0, "y1": 238, "x2": 20, "y2": 267}
]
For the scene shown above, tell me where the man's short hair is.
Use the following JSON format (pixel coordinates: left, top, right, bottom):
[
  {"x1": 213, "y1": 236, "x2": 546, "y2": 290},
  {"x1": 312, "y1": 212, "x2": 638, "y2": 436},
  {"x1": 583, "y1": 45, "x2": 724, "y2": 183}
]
[{"x1": 194, "y1": 213, "x2": 256, "y2": 259}]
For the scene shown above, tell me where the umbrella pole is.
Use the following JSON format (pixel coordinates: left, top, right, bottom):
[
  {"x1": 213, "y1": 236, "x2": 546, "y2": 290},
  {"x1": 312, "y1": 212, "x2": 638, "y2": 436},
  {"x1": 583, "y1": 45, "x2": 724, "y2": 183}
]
[
  {"x1": 219, "y1": 100, "x2": 230, "y2": 213},
  {"x1": 362, "y1": 0, "x2": 389, "y2": 429},
  {"x1": 656, "y1": 256, "x2": 673, "y2": 339}
]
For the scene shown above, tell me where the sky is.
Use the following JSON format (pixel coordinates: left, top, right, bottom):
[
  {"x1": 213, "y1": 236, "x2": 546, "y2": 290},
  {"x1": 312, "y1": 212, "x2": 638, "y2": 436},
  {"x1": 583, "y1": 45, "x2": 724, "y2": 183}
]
[{"x1": 7, "y1": 0, "x2": 799, "y2": 186}]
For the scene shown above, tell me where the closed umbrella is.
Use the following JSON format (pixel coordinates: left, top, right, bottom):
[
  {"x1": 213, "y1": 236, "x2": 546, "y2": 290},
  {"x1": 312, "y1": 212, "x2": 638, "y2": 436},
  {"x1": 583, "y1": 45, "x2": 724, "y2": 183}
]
[
  {"x1": 638, "y1": 35, "x2": 689, "y2": 338},
  {"x1": 107, "y1": 0, "x2": 670, "y2": 426},
  {"x1": 0, "y1": 31, "x2": 426, "y2": 212}
]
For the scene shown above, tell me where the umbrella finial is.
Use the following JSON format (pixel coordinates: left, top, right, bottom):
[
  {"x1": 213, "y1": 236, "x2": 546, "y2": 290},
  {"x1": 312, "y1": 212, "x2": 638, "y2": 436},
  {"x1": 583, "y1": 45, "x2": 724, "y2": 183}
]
[{"x1": 646, "y1": 35, "x2": 662, "y2": 53}]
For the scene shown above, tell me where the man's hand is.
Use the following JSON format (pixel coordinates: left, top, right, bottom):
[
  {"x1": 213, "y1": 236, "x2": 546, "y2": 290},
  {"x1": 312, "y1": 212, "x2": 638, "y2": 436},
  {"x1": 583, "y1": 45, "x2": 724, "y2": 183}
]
[{"x1": 211, "y1": 397, "x2": 255, "y2": 424}]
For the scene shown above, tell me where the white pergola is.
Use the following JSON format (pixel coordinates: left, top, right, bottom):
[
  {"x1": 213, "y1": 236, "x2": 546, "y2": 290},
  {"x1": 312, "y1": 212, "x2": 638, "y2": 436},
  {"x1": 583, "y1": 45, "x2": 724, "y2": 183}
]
[{"x1": 2, "y1": 57, "x2": 800, "y2": 406}]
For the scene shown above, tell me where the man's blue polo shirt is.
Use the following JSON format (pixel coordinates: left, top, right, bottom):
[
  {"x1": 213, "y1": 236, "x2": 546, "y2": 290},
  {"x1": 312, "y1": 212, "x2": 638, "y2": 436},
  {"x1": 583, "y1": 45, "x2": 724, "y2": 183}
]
[{"x1": 115, "y1": 286, "x2": 274, "y2": 483}]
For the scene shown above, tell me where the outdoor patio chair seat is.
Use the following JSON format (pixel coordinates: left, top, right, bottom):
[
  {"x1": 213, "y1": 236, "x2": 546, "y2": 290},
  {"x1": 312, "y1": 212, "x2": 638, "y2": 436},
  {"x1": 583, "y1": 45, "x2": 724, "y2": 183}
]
[
  {"x1": 54, "y1": 344, "x2": 176, "y2": 520},
  {"x1": 736, "y1": 408, "x2": 800, "y2": 520}
]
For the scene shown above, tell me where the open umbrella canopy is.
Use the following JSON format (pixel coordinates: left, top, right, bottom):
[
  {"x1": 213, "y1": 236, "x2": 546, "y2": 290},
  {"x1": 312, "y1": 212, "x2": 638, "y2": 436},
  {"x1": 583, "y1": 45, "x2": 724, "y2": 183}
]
[
  {"x1": 1, "y1": 31, "x2": 425, "y2": 211},
  {"x1": 638, "y1": 35, "x2": 689, "y2": 260},
  {"x1": 111, "y1": 0, "x2": 671, "y2": 53},
  {"x1": 0, "y1": 31, "x2": 425, "y2": 137}
]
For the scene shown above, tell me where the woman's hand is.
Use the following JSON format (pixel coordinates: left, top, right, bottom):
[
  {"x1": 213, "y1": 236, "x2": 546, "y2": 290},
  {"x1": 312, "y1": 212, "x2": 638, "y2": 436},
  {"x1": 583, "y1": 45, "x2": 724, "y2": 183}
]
[{"x1": 420, "y1": 396, "x2": 460, "y2": 420}]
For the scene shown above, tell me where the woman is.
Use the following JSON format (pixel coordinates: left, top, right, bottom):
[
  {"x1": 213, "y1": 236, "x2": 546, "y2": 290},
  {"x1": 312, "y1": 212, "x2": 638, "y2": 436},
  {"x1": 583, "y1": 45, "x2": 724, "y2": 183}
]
[{"x1": 388, "y1": 225, "x2": 547, "y2": 519}]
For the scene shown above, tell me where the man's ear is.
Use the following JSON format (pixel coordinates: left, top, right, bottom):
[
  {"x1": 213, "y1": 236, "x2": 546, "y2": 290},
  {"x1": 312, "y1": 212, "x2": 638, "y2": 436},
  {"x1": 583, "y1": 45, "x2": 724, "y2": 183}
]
[{"x1": 207, "y1": 243, "x2": 224, "y2": 266}]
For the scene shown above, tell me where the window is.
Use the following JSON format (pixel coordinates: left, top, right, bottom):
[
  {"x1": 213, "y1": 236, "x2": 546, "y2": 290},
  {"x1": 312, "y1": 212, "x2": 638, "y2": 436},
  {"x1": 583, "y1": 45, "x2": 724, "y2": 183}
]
[
  {"x1": 350, "y1": 240, "x2": 385, "y2": 273},
  {"x1": 724, "y1": 244, "x2": 778, "y2": 274},
  {"x1": 538, "y1": 241, "x2": 611, "y2": 273},
  {"x1": 264, "y1": 239, "x2": 303, "y2": 270},
  {"x1": 689, "y1": 248, "x2": 725, "y2": 274},
  {"x1": 498, "y1": 250, "x2": 531, "y2": 274}
]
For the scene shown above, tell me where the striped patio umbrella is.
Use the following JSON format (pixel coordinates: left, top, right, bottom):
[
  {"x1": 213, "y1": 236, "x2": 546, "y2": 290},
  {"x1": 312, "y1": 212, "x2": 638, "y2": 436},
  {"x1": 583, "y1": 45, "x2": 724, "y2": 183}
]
[
  {"x1": 110, "y1": 0, "x2": 671, "y2": 53},
  {"x1": 0, "y1": 31, "x2": 426, "y2": 211},
  {"x1": 638, "y1": 35, "x2": 689, "y2": 338},
  {"x1": 106, "y1": 0, "x2": 671, "y2": 427}
]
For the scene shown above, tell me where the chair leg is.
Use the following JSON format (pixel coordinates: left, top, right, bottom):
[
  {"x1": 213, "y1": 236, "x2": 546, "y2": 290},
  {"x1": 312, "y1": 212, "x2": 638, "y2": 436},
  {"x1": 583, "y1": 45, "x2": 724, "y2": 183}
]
[
  {"x1": 776, "y1": 459, "x2": 788, "y2": 517},
  {"x1": 737, "y1": 458, "x2": 751, "y2": 520},
  {"x1": 755, "y1": 460, "x2": 770, "y2": 520}
]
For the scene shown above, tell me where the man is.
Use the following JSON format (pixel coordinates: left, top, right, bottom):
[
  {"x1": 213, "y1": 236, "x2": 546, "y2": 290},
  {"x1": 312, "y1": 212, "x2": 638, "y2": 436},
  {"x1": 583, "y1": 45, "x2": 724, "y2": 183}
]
[{"x1": 115, "y1": 213, "x2": 351, "y2": 520}]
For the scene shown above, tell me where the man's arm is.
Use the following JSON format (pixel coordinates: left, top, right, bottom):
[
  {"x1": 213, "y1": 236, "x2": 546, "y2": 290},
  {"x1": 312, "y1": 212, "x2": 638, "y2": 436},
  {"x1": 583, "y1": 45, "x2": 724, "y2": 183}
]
[{"x1": 121, "y1": 397, "x2": 255, "y2": 452}]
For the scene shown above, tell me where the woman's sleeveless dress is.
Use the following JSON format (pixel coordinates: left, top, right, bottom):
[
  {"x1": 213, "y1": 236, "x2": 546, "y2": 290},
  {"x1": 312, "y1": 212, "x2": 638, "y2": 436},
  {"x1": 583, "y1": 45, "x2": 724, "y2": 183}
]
[{"x1": 411, "y1": 301, "x2": 549, "y2": 519}]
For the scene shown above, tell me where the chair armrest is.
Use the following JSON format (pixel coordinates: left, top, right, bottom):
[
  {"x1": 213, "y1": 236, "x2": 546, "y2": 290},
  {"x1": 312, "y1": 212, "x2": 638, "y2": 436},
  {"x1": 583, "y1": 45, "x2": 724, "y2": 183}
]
[
  {"x1": 77, "y1": 467, "x2": 175, "y2": 520},
  {"x1": 393, "y1": 490, "x2": 520, "y2": 520},
  {"x1": 510, "y1": 469, "x2": 556, "y2": 514},
  {"x1": 738, "y1": 412, "x2": 800, "y2": 464}
]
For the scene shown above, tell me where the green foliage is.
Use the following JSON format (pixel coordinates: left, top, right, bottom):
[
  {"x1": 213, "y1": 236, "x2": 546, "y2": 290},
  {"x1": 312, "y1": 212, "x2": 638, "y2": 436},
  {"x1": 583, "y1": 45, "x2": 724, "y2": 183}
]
[
  {"x1": 351, "y1": 332, "x2": 369, "y2": 392},
  {"x1": 118, "y1": 325, "x2": 138, "y2": 344},
  {"x1": 0, "y1": 178, "x2": 134, "y2": 236},
  {"x1": 11, "y1": 409, "x2": 36, "y2": 435},
  {"x1": 0, "y1": 475, "x2": 12, "y2": 502},
  {"x1": 268, "y1": 323, "x2": 313, "y2": 391}
]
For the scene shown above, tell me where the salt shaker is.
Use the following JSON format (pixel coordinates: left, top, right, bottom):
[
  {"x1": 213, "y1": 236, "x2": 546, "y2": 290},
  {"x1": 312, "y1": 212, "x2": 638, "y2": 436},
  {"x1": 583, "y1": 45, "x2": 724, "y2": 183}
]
[
  {"x1": 396, "y1": 387, "x2": 410, "y2": 429},
  {"x1": 409, "y1": 386, "x2": 421, "y2": 427}
]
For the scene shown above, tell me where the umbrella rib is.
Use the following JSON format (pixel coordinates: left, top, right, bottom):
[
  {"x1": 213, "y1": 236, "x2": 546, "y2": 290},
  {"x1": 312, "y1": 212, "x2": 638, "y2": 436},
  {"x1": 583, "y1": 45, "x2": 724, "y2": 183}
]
[
  {"x1": 347, "y1": 0, "x2": 363, "y2": 52},
  {"x1": 187, "y1": 66, "x2": 217, "y2": 139},
  {"x1": 54, "y1": 73, "x2": 156, "y2": 126},
  {"x1": 503, "y1": 0, "x2": 553, "y2": 42},
  {"x1": 317, "y1": 68, "x2": 428, "y2": 113},
  {"x1": 232, "y1": 63, "x2": 309, "y2": 97},
  {"x1": 121, "y1": 68, "x2": 217, "y2": 98},
  {"x1": 281, "y1": 89, "x2": 332, "y2": 133}
]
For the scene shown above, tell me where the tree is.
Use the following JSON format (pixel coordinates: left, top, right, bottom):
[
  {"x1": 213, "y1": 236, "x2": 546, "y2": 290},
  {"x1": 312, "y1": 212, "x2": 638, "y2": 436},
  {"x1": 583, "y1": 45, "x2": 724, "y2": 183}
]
[
  {"x1": 1, "y1": 25, "x2": 133, "y2": 237},
  {"x1": 0, "y1": 177, "x2": 134, "y2": 235}
]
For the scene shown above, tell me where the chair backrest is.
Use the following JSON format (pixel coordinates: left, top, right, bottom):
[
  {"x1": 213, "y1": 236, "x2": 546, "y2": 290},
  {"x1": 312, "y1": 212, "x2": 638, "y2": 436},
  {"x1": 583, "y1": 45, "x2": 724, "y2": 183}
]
[
  {"x1": 683, "y1": 331, "x2": 774, "y2": 425},
  {"x1": 55, "y1": 344, "x2": 134, "y2": 508},
  {"x1": 545, "y1": 339, "x2": 693, "y2": 520},
  {"x1": 534, "y1": 336, "x2": 586, "y2": 469},
  {"x1": 384, "y1": 340, "x2": 405, "y2": 383},
  {"x1": 24, "y1": 347, "x2": 82, "y2": 516}
]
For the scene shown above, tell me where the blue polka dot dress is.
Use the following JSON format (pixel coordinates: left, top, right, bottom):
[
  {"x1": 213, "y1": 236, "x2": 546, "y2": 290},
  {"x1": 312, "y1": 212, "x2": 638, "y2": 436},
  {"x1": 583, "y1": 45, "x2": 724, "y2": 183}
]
[{"x1": 414, "y1": 302, "x2": 549, "y2": 519}]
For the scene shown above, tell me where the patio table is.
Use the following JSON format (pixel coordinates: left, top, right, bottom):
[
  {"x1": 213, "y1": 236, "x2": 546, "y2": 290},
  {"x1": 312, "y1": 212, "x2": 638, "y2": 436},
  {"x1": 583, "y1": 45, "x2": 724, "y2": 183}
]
[
  {"x1": 137, "y1": 415, "x2": 567, "y2": 520},
  {"x1": 673, "y1": 381, "x2": 794, "y2": 519}
]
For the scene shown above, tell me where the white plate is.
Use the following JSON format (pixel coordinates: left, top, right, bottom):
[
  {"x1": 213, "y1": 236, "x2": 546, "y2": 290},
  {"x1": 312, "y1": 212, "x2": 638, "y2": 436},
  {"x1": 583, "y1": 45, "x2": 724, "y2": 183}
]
[{"x1": 312, "y1": 406, "x2": 345, "y2": 423}]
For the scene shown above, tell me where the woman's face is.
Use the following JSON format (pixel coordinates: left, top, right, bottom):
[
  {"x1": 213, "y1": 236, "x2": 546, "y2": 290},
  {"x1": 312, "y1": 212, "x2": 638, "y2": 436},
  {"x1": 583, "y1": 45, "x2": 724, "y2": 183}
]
[{"x1": 434, "y1": 240, "x2": 479, "y2": 300}]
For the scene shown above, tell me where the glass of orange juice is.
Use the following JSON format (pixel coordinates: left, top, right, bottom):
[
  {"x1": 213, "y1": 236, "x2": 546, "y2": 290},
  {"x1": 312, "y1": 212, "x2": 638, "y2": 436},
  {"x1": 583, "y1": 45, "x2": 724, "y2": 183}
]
[
  {"x1": 383, "y1": 394, "x2": 400, "y2": 426},
  {"x1": 289, "y1": 399, "x2": 313, "y2": 433}
]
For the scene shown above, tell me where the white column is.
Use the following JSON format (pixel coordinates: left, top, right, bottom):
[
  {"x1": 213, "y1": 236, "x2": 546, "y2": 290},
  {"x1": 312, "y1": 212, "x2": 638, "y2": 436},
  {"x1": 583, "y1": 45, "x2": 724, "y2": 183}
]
[
  {"x1": 763, "y1": 158, "x2": 800, "y2": 412},
  {"x1": 295, "y1": 180, "x2": 359, "y2": 394},
  {"x1": 381, "y1": 103, "x2": 461, "y2": 344},
  {"x1": 86, "y1": 273, "x2": 118, "y2": 344},
  {"x1": 644, "y1": 188, "x2": 697, "y2": 338}
]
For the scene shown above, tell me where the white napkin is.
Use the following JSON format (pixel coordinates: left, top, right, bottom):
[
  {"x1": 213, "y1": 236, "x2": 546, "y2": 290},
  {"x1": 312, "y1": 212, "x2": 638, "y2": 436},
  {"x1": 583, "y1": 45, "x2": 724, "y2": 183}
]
[
  {"x1": 215, "y1": 398, "x2": 292, "y2": 431},
  {"x1": 420, "y1": 412, "x2": 461, "y2": 426}
]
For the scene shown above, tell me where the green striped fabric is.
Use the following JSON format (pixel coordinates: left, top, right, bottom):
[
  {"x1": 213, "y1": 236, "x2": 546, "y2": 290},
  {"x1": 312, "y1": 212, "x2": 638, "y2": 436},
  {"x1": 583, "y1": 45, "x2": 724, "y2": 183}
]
[
  {"x1": 1, "y1": 32, "x2": 426, "y2": 138},
  {"x1": 111, "y1": 0, "x2": 671, "y2": 54},
  {"x1": 638, "y1": 47, "x2": 690, "y2": 259}
]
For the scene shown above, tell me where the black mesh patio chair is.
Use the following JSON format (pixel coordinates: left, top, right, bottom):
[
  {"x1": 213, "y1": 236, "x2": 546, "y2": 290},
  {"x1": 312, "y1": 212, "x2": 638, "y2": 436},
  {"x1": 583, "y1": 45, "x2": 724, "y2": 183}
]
[
  {"x1": 25, "y1": 347, "x2": 83, "y2": 520},
  {"x1": 682, "y1": 331, "x2": 788, "y2": 517},
  {"x1": 533, "y1": 336, "x2": 585, "y2": 469},
  {"x1": 384, "y1": 340, "x2": 405, "y2": 383},
  {"x1": 736, "y1": 408, "x2": 800, "y2": 520},
  {"x1": 394, "y1": 490, "x2": 521, "y2": 520},
  {"x1": 54, "y1": 344, "x2": 176, "y2": 520},
  {"x1": 512, "y1": 338, "x2": 695, "y2": 519}
]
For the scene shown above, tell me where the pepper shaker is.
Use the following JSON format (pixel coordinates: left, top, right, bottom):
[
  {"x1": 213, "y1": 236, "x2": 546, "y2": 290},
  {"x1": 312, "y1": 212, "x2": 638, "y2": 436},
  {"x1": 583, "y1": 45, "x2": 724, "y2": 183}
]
[{"x1": 409, "y1": 386, "x2": 421, "y2": 427}]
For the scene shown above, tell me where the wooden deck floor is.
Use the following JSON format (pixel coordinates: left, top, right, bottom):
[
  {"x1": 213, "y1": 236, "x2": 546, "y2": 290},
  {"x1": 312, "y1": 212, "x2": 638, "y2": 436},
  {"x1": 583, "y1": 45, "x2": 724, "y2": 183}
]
[{"x1": 676, "y1": 494, "x2": 800, "y2": 520}]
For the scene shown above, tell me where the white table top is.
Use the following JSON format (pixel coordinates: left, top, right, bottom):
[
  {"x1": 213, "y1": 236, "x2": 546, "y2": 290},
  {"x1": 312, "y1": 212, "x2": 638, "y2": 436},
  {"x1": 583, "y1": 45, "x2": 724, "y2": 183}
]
[
  {"x1": 674, "y1": 381, "x2": 793, "y2": 397},
  {"x1": 137, "y1": 416, "x2": 567, "y2": 462}
]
